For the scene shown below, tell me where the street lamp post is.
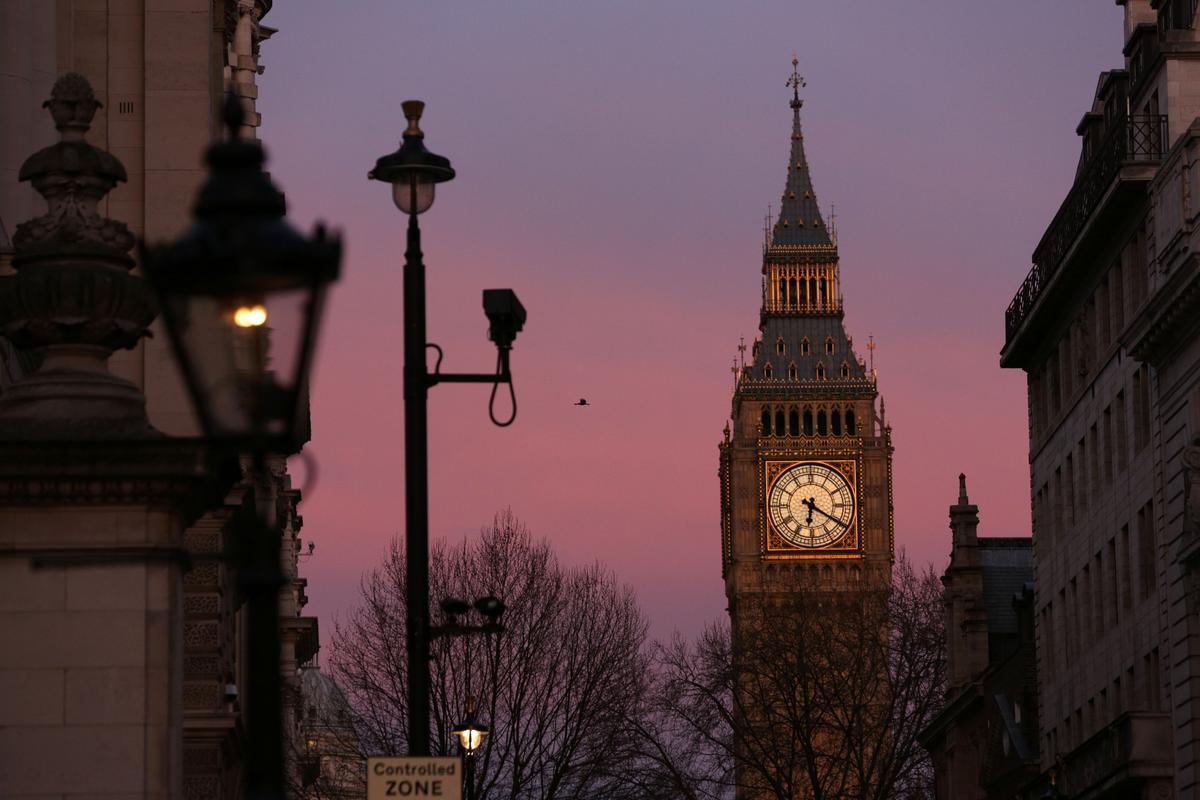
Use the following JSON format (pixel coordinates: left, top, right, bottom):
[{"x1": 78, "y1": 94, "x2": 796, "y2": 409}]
[
  {"x1": 143, "y1": 94, "x2": 342, "y2": 800},
  {"x1": 451, "y1": 697, "x2": 489, "y2": 800},
  {"x1": 369, "y1": 101, "x2": 525, "y2": 756}
]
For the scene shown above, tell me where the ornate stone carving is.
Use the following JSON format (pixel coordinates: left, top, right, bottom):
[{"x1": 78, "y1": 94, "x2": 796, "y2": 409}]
[
  {"x1": 0, "y1": 73, "x2": 157, "y2": 435},
  {"x1": 13, "y1": 75, "x2": 133, "y2": 256}
]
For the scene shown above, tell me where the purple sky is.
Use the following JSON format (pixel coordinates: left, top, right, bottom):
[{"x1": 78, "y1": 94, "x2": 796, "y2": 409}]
[{"x1": 260, "y1": 2, "x2": 1125, "y2": 641}]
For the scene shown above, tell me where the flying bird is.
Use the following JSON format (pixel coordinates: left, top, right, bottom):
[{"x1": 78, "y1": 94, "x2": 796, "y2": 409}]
[{"x1": 574, "y1": 398, "x2": 589, "y2": 406}]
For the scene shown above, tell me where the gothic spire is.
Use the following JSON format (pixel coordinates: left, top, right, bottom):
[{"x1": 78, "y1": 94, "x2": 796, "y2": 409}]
[{"x1": 771, "y1": 56, "x2": 831, "y2": 248}]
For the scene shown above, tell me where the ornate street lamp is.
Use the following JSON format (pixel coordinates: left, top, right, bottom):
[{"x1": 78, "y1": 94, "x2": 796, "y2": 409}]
[
  {"x1": 369, "y1": 101, "x2": 524, "y2": 757},
  {"x1": 143, "y1": 94, "x2": 341, "y2": 455},
  {"x1": 142, "y1": 94, "x2": 342, "y2": 800},
  {"x1": 451, "y1": 703, "x2": 489, "y2": 754},
  {"x1": 451, "y1": 697, "x2": 489, "y2": 800},
  {"x1": 369, "y1": 100, "x2": 456, "y2": 215}
]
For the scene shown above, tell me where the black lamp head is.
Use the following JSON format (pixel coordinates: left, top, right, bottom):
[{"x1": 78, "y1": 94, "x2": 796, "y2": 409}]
[{"x1": 474, "y1": 595, "x2": 506, "y2": 623}]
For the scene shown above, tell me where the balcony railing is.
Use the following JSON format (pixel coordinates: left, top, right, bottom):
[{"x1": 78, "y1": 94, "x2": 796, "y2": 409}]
[{"x1": 1004, "y1": 114, "x2": 1167, "y2": 344}]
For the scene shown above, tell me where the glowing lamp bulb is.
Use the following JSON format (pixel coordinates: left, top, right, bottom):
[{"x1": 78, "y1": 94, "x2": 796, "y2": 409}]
[
  {"x1": 456, "y1": 727, "x2": 485, "y2": 752},
  {"x1": 233, "y1": 304, "x2": 268, "y2": 328}
]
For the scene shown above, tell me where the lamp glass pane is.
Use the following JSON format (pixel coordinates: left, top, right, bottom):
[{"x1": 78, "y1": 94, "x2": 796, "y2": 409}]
[
  {"x1": 456, "y1": 727, "x2": 486, "y2": 753},
  {"x1": 168, "y1": 285, "x2": 314, "y2": 440},
  {"x1": 392, "y1": 176, "x2": 436, "y2": 215}
]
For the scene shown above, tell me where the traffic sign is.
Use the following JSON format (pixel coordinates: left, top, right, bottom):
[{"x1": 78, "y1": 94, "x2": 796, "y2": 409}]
[{"x1": 367, "y1": 757, "x2": 461, "y2": 799}]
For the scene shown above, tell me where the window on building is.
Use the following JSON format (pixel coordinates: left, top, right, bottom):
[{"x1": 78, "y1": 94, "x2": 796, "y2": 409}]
[
  {"x1": 1090, "y1": 424, "x2": 1101, "y2": 497},
  {"x1": 764, "y1": 363, "x2": 773, "y2": 379},
  {"x1": 1103, "y1": 406, "x2": 1114, "y2": 483},
  {"x1": 831, "y1": 409, "x2": 842, "y2": 436},
  {"x1": 817, "y1": 409, "x2": 827, "y2": 436},
  {"x1": 1061, "y1": 335, "x2": 1073, "y2": 400},
  {"x1": 800, "y1": 337, "x2": 810, "y2": 356},
  {"x1": 1120, "y1": 524, "x2": 1132, "y2": 611},
  {"x1": 1083, "y1": 298, "x2": 1096, "y2": 376},
  {"x1": 1107, "y1": 539, "x2": 1119, "y2": 625},
  {"x1": 803, "y1": 408, "x2": 814, "y2": 436},
  {"x1": 1042, "y1": 604, "x2": 1055, "y2": 672},
  {"x1": 815, "y1": 363, "x2": 826, "y2": 380},
  {"x1": 1030, "y1": 370, "x2": 1044, "y2": 438},
  {"x1": 1082, "y1": 565, "x2": 1093, "y2": 646},
  {"x1": 788, "y1": 408, "x2": 800, "y2": 436},
  {"x1": 1065, "y1": 454, "x2": 1076, "y2": 527},
  {"x1": 1133, "y1": 365, "x2": 1152, "y2": 453},
  {"x1": 1114, "y1": 390, "x2": 1128, "y2": 471},
  {"x1": 825, "y1": 337, "x2": 835, "y2": 355},
  {"x1": 1128, "y1": 225, "x2": 1150, "y2": 310},
  {"x1": 1059, "y1": 587, "x2": 1070, "y2": 657},
  {"x1": 845, "y1": 408, "x2": 856, "y2": 435},
  {"x1": 1049, "y1": 349, "x2": 1062, "y2": 416},
  {"x1": 776, "y1": 337, "x2": 786, "y2": 355},
  {"x1": 840, "y1": 361, "x2": 850, "y2": 379},
  {"x1": 1078, "y1": 438, "x2": 1089, "y2": 510},
  {"x1": 788, "y1": 363, "x2": 797, "y2": 380},
  {"x1": 1097, "y1": 278, "x2": 1111, "y2": 352},
  {"x1": 1112, "y1": 260, "x2": 1126, "y2": 333},
  {"x1": 1053, "y1": 468, "x2": 1064, "y2": 541},
  {"x1": 775, "y1": 409, "x2": 786, "y2": 436},
  {"x1": 1147, "y1": 649, "x2": 1162, "y2": 711},
  {"x1": 1036, "y1": 484, "x2": 1050, "y2": 546},
  {"x1": 1138, "y1": 500, "x2": 1156, "y2": 599},
  {"x1": 1070, "y1": 578, "x2": 1081, "y2": 657},
  {"x1": 761, "y1": 408, "x2": 772, "y2": 435}
]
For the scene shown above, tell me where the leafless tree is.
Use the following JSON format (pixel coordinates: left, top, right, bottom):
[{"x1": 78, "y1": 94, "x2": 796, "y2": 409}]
[
  {"x1": 633, "y1": 554, "x2": 944, "y2": 800},
  {"x1": 327, "y1": 510, "x2": 651, "y2": 799}
]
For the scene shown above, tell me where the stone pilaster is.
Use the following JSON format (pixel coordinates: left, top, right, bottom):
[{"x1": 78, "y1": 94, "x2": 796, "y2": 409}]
[{"x1": 0, "y1": 73, "x2": 237, "y2": 800}]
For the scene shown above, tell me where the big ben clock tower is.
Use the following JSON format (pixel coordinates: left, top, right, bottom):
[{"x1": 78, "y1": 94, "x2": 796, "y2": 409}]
[{"x1": 719, "y1": 59, "x2": 894, "y2": 617}]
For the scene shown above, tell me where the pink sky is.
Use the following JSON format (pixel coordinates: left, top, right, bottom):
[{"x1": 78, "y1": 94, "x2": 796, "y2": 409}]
[{"x1": 259, "y1": 3, "x2": 1125, "y2": 640}]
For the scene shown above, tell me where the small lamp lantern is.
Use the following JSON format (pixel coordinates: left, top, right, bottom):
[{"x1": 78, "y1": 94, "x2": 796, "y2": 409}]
[
  {"x1": 451, "y1": 698, "x2": 489, "y2": 755},
  {"x1": 142, "y1": 95, "x2": 341, "y2": 453},
  {"x1": 368, "y1": 101, "x2": 456, "y2": 215}
]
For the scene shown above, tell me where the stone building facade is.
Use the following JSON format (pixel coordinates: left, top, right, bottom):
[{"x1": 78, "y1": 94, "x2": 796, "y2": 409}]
[
  {"x1": 0, "y1": 3, "x2": 320, "y2": 799},
  {"x1": 920, "y1": 477, "x2": 1040, "y2": 800},
  {"x1": 1000, "y1": 1, "x2": 1200, "y2": 797}
]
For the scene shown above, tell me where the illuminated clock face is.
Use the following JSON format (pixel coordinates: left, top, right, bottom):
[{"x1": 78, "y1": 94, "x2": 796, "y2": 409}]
[{"x1": 768, "y1": 462, "x2": 855, "y2": 547}]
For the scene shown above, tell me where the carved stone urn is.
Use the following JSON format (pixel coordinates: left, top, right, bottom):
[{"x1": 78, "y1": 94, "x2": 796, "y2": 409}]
[{"x1": 0, "y1": 73, "x2": 158, "y2": 436}]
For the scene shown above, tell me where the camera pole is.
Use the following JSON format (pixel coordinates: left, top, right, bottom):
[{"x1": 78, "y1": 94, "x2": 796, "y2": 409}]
[
  {"x1": 375, "y1": 101, "x2": 522, "y2": 755},
  {"x1": 402, "y1": 210, "x2": 434, "y2": 755}
]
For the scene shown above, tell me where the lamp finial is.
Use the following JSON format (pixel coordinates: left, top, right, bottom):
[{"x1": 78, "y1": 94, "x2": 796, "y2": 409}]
[{"x1": 401, "y1": 100, "x2": 425, "y2": 138}]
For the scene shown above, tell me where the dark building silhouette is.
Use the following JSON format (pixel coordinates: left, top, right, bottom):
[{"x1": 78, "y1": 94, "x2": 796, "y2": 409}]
[{"x1": 921, "y1": 477, "x2": 1039, "y2": 800}]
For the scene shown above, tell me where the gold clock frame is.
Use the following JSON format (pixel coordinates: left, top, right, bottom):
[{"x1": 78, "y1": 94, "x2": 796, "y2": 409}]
[{"x1": 761, "y1": 456, "x2": 862, "y2": 559}]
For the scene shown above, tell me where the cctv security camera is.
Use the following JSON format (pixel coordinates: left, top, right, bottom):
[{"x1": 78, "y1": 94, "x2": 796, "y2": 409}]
[{"x1": 483, "y1": 289, "x2": 526, "y2": 350}]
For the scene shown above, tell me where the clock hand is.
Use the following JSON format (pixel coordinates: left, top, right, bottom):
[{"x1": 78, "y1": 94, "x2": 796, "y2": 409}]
[
  {"x1": 807, "y1": 502, "x2": 848, "y2": 529},
  {"x1": 801, "y1": 496, "x2": 814, "y2": 524}
]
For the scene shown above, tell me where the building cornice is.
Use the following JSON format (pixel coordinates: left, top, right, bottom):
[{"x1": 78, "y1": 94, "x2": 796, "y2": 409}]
[{"x1": 1125, "y1": 253, "x2": 1200, "y2": 366}]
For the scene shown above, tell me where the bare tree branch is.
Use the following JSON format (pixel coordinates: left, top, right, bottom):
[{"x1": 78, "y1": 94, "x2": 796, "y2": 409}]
[
  {"x1": 326, "y1": 510, "x2": 650, "y2": 800},
  {"x1": 632, "y1": 553, "x2": 944, "y2": 800}
]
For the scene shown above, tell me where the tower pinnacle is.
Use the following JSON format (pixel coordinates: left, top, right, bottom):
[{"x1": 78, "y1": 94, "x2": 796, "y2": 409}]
[{"x1": 769, "y1": 56, "x2": 831, "y2": 250}]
